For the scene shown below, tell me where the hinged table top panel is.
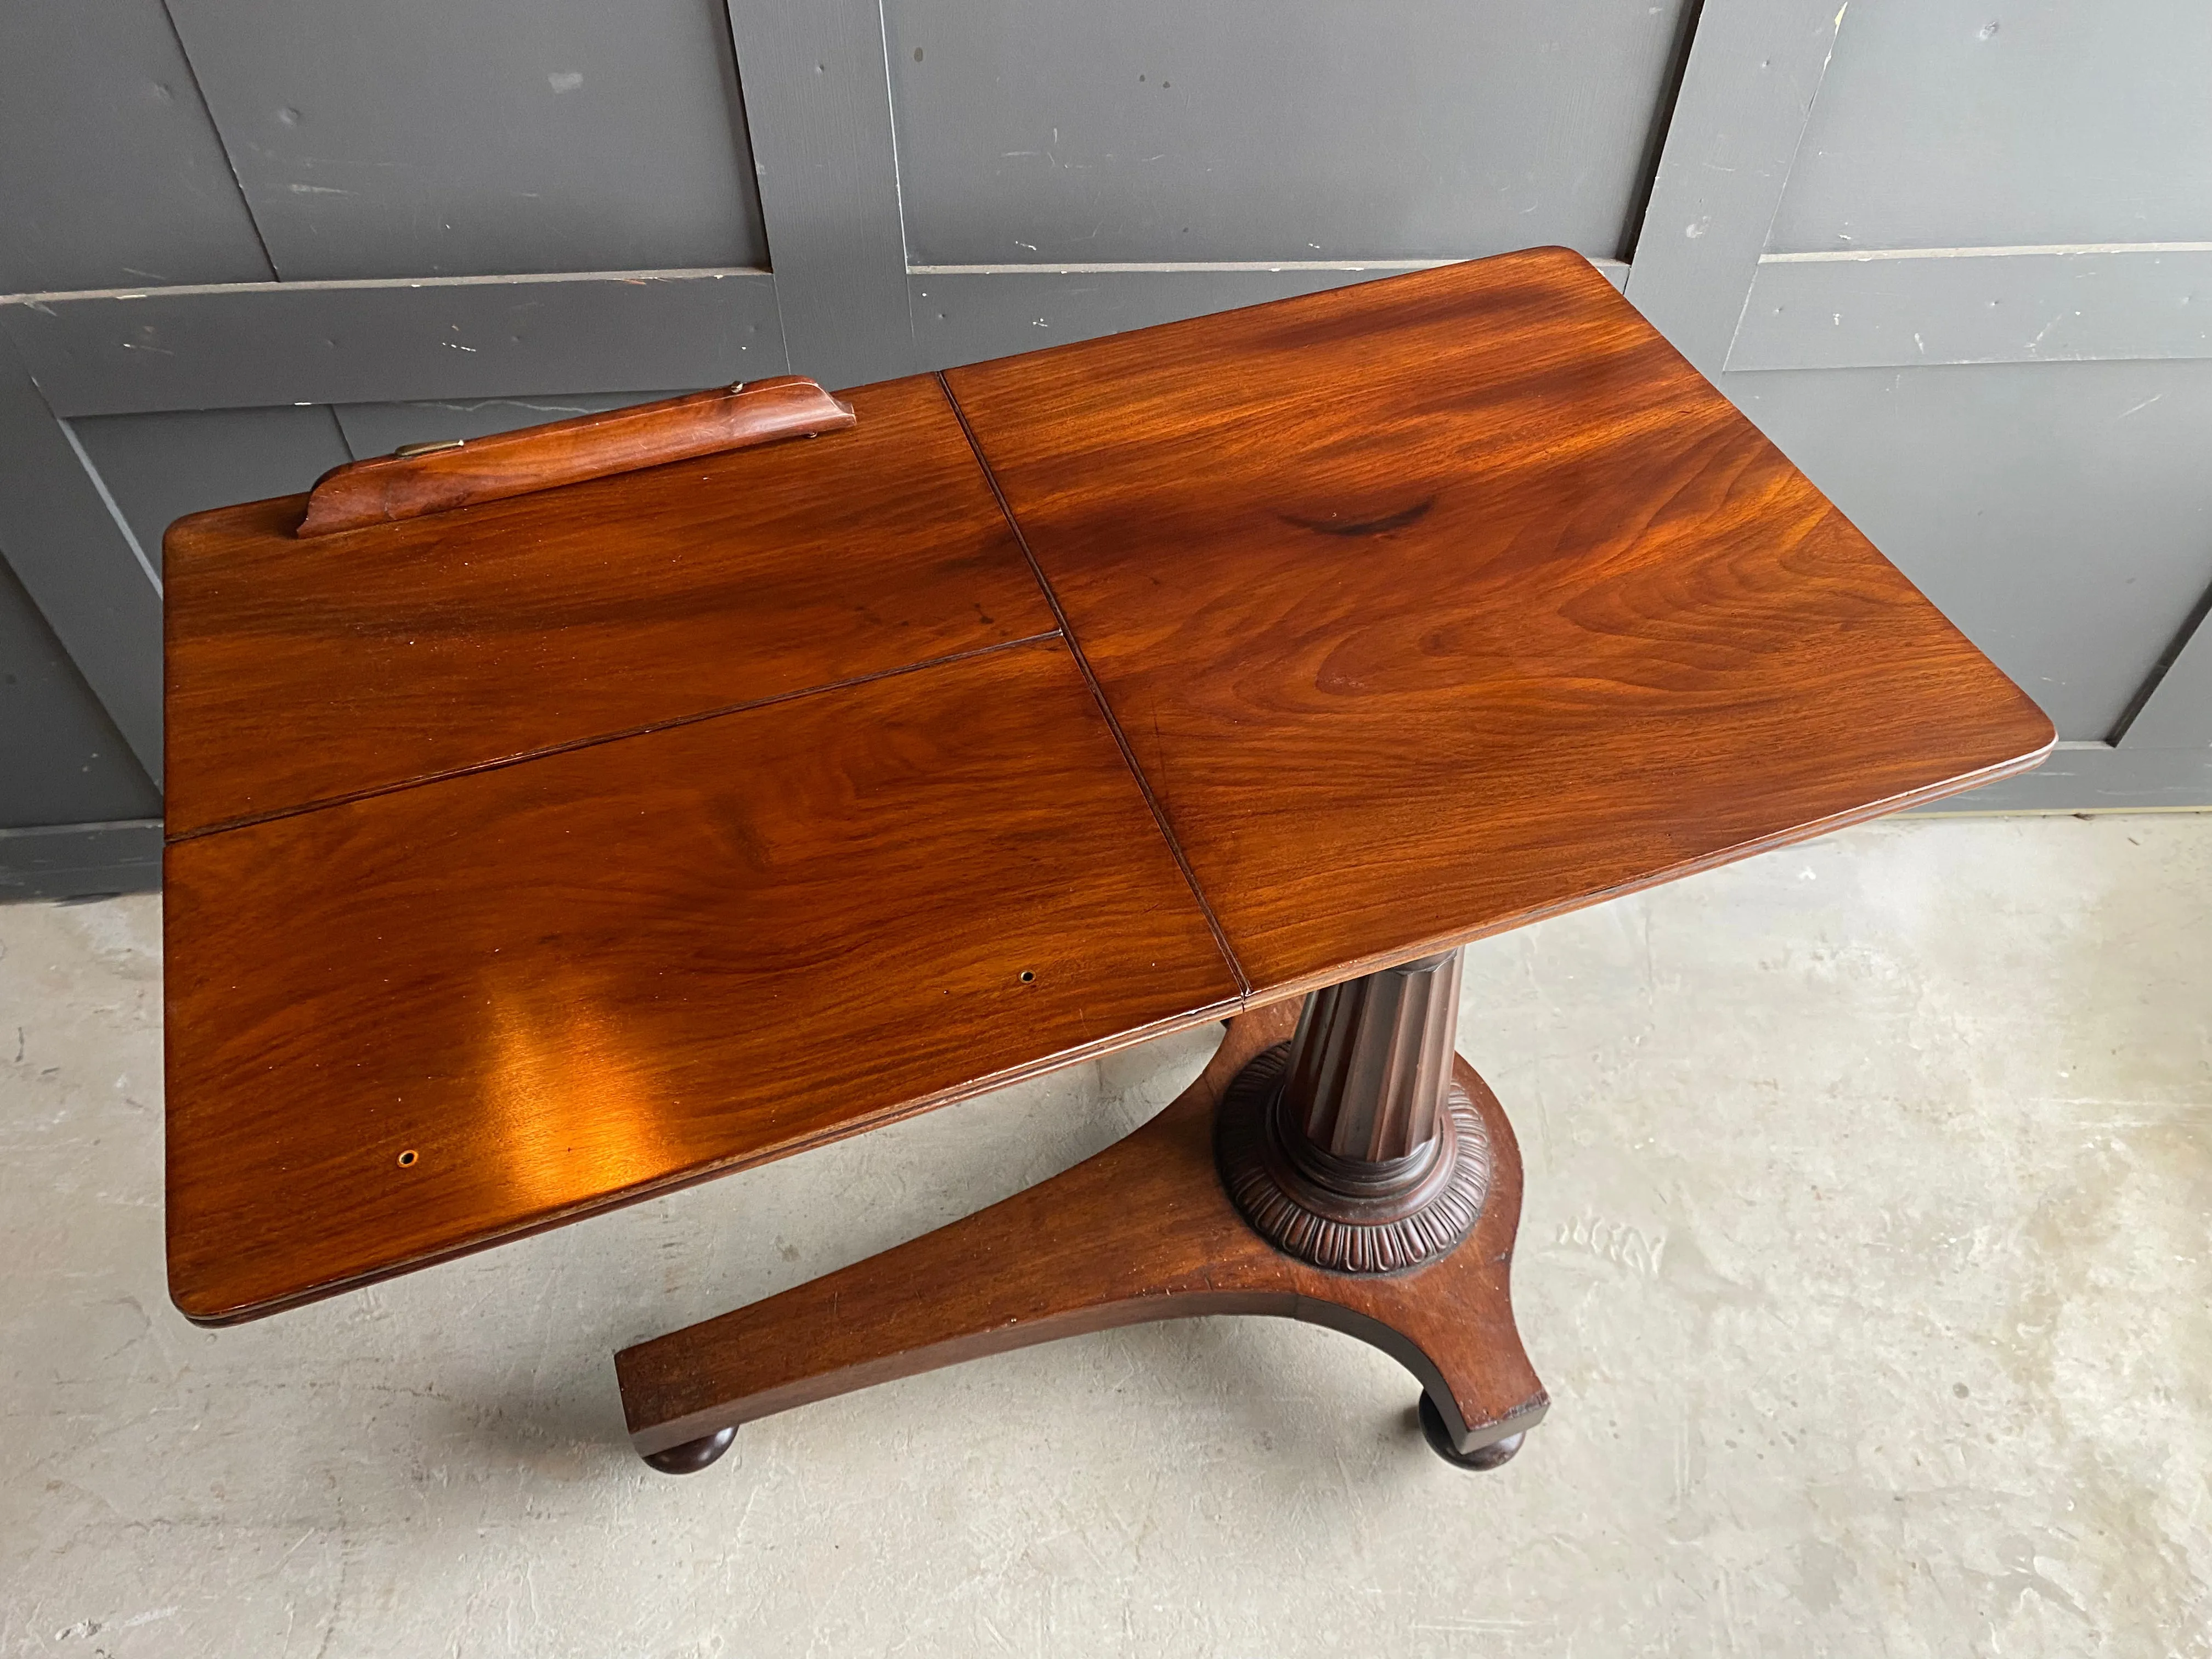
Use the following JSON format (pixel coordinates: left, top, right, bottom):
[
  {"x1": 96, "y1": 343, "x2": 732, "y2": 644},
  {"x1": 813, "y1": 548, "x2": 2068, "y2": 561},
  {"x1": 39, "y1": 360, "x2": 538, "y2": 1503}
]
[
  {"x1": 163, "y1": 250, "x2": 2053, "y2": 1323},
  {"x1": 166, "y1": 639, "x2": 1240, "y2": 1322},
  {"x1": 946, "y1": 249, "x2": 2056, "y2": 992},
  {"x1": 162, "y1": 375, "x2": 1055, "y2": 838}
]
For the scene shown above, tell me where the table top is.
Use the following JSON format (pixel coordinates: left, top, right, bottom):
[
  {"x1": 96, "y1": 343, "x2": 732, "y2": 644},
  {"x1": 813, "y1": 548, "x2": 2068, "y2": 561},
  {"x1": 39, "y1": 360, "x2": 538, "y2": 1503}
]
[{"x1": 162, "y1": 248, "x2": 2053, "y2": 1323}]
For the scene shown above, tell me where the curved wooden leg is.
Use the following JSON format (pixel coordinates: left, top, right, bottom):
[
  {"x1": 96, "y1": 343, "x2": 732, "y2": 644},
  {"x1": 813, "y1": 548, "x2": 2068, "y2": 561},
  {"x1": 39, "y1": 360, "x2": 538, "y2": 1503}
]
[{"x1": 616, "y1": 997, "x2": 1548, "y2": 1466}]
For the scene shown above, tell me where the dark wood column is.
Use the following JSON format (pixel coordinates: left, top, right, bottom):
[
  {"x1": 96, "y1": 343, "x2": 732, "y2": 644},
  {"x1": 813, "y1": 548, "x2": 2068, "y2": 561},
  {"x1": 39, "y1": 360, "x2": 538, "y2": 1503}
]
[
  {"x1": 1216, "y1": 949, "x2": 1491, "y2": 1275},
  {"x1": 1286, "y1": 947, "x2": 1464, "y2": 1164}
]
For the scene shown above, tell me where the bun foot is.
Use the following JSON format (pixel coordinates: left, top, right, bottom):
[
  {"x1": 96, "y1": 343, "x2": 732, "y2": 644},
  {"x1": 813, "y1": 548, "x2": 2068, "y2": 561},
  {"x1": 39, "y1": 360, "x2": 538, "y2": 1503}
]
[
  {"x1": 642, "y1": 1424, "x2": 736, "y2": 1474},
  {"x1": 1419, "y1": 1393, "x2": 1525, "y2": 1470}
]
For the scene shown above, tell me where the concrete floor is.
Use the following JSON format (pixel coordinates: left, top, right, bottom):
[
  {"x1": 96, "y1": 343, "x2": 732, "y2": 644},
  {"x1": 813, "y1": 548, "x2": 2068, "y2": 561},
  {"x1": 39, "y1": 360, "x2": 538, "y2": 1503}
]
[{"x1": 2, "y1": 815, "x2": 2208, "y2": 1657}]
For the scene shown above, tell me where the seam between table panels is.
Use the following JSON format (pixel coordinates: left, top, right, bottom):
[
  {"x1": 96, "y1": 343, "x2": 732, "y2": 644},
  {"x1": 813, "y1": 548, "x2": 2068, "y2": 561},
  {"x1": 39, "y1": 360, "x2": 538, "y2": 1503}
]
[
  {"x1": 167, "y1": 630, "x2": 1064, "y2": 843},
  {"x1": 934, "y1": 370, "x2": 1252, "y2": 1002}
]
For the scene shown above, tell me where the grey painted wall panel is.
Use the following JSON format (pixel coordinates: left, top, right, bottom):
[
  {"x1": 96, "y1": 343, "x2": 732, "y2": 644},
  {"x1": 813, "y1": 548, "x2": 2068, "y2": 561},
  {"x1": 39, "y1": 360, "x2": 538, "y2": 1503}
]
[
  {"x1": 911, "y1": 258, "x2": 1627, "y2": 373},
  {"x1": 725, "y1": 0, "x2": 921, "y2": 391},
  {"x1": 882, "y1": 0, "x2": 1694, "y2": 265},
  {"x1": 1729, "y1": 249, "x2": 2212, "y2": 371},
  {"x1": 1728, "y1": 358, "x2": 2212, "y2": 741},
  {"x1": 0, "y1": 0, "x2": 274, "y2": 295},
  {"x1": 70, "y1": 406, "x2": 354, "y2": 564},
  {"x1": 2118, "y1": 600, "x2": 2212, "y2": 748},
  {"x1": 1772, "y1": 1, "x2": 2212, "y2": 255},
  {"x1": 0, "y1": 558, "x2": 161, "y2": 830},
  {"x1": 1624, "y1": 0, "x2": 1842, "y2": 377},
  {"x1": 163, "y1": 0, "x2": 768, "y2": 280},
  {"x1": 0, "y1": 271, "x2": 782, "y2": 417},
  {"x1": 0, "y1": 334, "x2": 163, "y2": 780},
  {"x1": 334, "y1": 391, "x2": 691, "y2": 460}
]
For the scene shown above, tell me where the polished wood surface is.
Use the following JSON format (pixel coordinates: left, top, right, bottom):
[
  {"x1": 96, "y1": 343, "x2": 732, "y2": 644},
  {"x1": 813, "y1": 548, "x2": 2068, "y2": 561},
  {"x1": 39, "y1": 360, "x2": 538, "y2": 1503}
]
[
  {"x1": 165, "y1": 638, "x2": 1240, "y2": 1323},
  {"x1": 295, "y1": 377, "x2": 856, "y2": 537},
  {"x1": 164, "y1": 375, "x2": 1053, "y2": 837},
  {"x1": 165, "y1": 249, "x2": 2056, "y2": 1328},
  {"x1": 617, "y1": 1007, "x2": 1547, "y2": 1461},
  {"x1": 945, "y1": 247, "x2": 2057, "y2": 994}
]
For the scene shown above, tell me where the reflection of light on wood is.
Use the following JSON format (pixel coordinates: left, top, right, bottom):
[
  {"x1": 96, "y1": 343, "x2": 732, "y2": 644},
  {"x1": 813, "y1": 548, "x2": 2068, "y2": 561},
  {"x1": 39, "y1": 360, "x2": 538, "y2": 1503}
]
[{"x1": 485, "y1": 973, "x2": 674, "y2": 1214}]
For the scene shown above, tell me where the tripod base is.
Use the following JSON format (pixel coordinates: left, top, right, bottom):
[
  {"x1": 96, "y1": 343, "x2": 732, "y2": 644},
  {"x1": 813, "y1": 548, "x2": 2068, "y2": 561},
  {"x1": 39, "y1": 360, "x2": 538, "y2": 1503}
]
[{"x1": 617, "y1": 1002, "x2": 1547, "y2": 1469}]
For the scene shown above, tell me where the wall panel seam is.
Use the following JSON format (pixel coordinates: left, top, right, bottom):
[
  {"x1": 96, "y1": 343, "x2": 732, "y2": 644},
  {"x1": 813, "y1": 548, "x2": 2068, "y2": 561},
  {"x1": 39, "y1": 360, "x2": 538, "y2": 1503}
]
[{"x1": 150, "y1": 0, "x2": 279, "y2": 281}]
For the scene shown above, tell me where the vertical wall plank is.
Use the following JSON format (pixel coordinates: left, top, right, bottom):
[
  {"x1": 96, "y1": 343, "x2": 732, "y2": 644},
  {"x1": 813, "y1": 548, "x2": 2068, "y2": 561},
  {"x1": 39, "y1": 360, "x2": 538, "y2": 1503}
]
[
  {"x1": 0, "y1": 333, "x2": 164, "y2": 784},
  {"x1": 1622, "y1": 0, "x2": 1842, "y2": 376},
  {"x1": 723, "y1": 0, "x2": 918, "y2": 390}
]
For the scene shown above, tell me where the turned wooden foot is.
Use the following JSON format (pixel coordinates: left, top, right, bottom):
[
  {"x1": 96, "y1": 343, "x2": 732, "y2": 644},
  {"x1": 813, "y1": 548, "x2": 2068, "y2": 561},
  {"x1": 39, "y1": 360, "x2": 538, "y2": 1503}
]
[
  {"x1": 1420, "y1": 1396, "x2": 1525, "y2": 1470},
  {"x1": 641, "y1": 1425, "x2": 736, "y2": 1474},
  {"x1": 617, "y1": 955, "x2": 1547, "y2": 1470}
]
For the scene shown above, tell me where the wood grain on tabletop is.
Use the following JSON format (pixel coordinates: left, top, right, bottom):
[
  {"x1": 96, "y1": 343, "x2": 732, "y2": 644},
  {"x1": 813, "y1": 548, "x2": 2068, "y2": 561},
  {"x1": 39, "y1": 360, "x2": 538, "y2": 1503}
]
[
  {"x1": 163, "y1": 637, "x2": 1240, "y2": 1324},
  {"x1": 617, "y1": 1007, "x2": 1546, "y2": 1457},
  {"x1": 943, "y1": 247, "x2": 2057, "y2": 995},
  {"x1": 163, "y1": 374, "x2": 1056, "y2": 838}
]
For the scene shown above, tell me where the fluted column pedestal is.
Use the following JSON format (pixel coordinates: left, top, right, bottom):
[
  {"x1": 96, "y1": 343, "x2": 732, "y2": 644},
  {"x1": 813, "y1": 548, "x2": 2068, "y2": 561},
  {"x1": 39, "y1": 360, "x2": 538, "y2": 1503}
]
[{"x1": 1215, "y1": 950, "x2": 1491, "y2": 1275}]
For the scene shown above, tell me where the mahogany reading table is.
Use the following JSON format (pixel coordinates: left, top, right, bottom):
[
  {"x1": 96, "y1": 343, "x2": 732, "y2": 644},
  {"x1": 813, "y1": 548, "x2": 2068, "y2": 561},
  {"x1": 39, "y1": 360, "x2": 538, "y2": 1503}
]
[{"x1": 162, "y1": 249, "x2": 2053, "y2": 1473}]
